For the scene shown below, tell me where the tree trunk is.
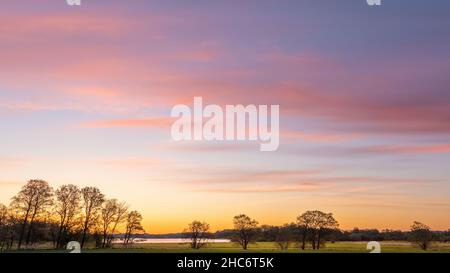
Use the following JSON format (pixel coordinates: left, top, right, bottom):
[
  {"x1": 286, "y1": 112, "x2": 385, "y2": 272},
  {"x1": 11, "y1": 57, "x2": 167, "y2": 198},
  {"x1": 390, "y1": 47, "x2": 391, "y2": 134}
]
[
  {"x1": 17, "y1": 206, "x2": 32, "y2": 249},
  {"x1": 311, "y1": 231, "x2": 316, "y2": 250},
  {"x1": 25, "y1": 211, "x2": 37, "y2": 245},
  {"x1": 80, "y1": 205, "x2": 92, "y2": 249},
  {"x1": 80, "y1": 225, "x2": 88, "y2": 248},
  {"x1": 316, "y1": 229, "x2": 321, "y2": 250},
  {"x1": 102, "y1": 231, "x2": 108, "y2": 248},
  {"x1": 301, "y1": 228, "x2": 307, "y2": 250},
  {"x1": 56, "y1": 224, "x2": 64, "y2": 248},
  {"x1": 80, "y1": 216, "x2": 90, "y2": 249}
]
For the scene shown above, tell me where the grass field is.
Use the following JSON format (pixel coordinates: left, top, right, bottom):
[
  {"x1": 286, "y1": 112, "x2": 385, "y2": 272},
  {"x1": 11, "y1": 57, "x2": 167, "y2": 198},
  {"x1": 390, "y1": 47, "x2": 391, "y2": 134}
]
[{"x1": 4, "y1": 241, "x2": 450, "y2": 253}]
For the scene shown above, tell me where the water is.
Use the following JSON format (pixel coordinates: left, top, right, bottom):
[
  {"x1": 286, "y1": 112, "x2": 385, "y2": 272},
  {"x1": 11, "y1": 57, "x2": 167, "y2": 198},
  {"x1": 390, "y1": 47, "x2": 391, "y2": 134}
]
[{"x1": 113, "y1": 238, "x2": 231, "y2": 244}]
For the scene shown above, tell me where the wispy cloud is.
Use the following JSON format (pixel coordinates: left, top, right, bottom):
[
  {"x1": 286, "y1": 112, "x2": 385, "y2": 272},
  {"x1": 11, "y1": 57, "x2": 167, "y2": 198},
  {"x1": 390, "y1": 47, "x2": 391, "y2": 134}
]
[
  {"x1": 79, "y1": 118, "x2": 174, "y2": 129},
  {"x1": 352, "y1": 144, "x2": 450, "y2": 155},
  {"x1": 97, "y1": 157, "x2": 166, "y2": 168}
]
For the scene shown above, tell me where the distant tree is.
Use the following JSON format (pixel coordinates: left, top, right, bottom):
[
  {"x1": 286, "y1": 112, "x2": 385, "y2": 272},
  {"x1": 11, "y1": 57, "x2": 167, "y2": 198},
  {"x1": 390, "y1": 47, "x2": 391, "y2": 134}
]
[
  {"x1": 313, "y1": 211, "x2": 339, "y2": 249},
  {"x1": 0, "y1": 204, "x2": 9, "y2": 250},
  {"x1": 297, "y1": 210, "x2": 339, "y2": 250},
  {"x1": 380, "y1": 229, "x2": 407, "y2": 241},
  {"x1": 100, "y1": 199, "x2": 129, "y2": 248},
  {"x1": 10, "y1": 180, "x2": 53, "y2": 249},
  {"x1": 410, "y1": 221, "x2": 433, "y2": 250},
  {"x1": 183, "y1": 220, "x2": 210, "y2": 249},
  {"x1": 258, "y1": 225, "x2": 278, "y2": 242},
  {"x1": 0, "y1": 204, "x2": 7, "y2": 226},
  {"x1": 233, "y1": 214, "x2": 258, "y2": 250},
  {"x1": 443, "y1": 229, "x2": 450, "y2": 243},
  {"x1": 80, "y1": 187, "x2": 104, "y2": 248},
  {"x1": 54, "y1": 184, "x2": 81, "y2": 248},
  {"x1": 0, "y1": 206, "x2": 20, "y2": 251},
  {"x1": 106, "y1": 200, "x2": 128, "y2": 247},
  {"x1": 297, "y1": 211, "x2": 315, "y2": 250},
  {"x1": 123, "y1": 211, "x2": 144, "y2": 246},
  {"x1": 275, "y1": 224, "x2": 295, "y2": 250}
]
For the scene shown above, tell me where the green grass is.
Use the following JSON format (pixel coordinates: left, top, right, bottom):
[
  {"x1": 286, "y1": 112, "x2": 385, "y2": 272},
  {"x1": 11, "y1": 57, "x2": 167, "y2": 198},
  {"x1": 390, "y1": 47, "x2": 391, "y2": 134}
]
[{"x1": 5, "y1": 241, "x2": 450, "y2": 253}]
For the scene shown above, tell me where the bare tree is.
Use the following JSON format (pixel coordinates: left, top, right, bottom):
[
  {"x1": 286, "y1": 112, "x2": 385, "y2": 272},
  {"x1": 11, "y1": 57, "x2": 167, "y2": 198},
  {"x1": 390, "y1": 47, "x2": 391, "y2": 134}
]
[
  {"x1": 0, "y1": 204, "x2": 7, "y2": 226},
  {"x1": 80, "y1": 187, "x2": 104, "y2": 248},
  {"x1": 297, "y1": 210, "x2": 339, "y2": 250},
  {"x1": 410, "y1": 221, "x2": 433, "y2": 250},
  {"x1": 10, "y1": 180, "x2": 53, "y2": 249},
  {"x1": 275, "y1": 224, "x2": 295, "y2": 250},
  {"x1": 0, "y1": 205, "x2": 20, "y2": 251},
  {"x1": 313, "y1": 211, "x2": 339, "y2": 249},
  {"x1": 297, "y1": 211, "x2": 315, "y2": 250},
  {"x1": 106, "y1": 200, "x2": 128, "y2": 247},
  {"x1": 100, "y1": 199, "x2": 119, "y2": 248},
  {"x1": 233, "y1": 214, "x2": 258, "y2": 250},
  {"x1": 54, "y1": 184, "x2": 81, "y2": 248},
  {"x1": 183, "y1": 220, "x2": 210, "y2": 249},
  {"x1": 123, "y1": 211, "x2": 144, "y2": 246},
  {"x1": 0, "y1": 204, "x2": 9, "y2": 250}
]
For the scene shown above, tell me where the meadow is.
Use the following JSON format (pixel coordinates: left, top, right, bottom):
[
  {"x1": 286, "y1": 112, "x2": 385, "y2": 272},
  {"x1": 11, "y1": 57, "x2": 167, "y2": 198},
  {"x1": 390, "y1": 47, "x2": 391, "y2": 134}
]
[{"x1": 6, "y1": 241, "x2": 450, "y2": 253}]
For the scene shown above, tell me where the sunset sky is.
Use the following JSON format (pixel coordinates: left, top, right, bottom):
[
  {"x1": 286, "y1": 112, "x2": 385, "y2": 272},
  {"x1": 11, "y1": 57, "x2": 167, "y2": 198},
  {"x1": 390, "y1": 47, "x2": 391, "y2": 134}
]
[{"x1": 1, "y1": 0, "x2": 450, "y2": 233}]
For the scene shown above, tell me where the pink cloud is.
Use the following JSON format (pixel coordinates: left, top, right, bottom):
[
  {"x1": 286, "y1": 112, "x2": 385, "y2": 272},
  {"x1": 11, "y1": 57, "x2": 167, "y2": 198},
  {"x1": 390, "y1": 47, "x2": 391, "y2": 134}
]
[
  {"x1": 282, "y1": 130, "x2": 361, "y2": 143},
  {"x1": 197, "y1": 183, "x2": 327, "y2": 193},
  {"x1": 1, "y1": 8, "x2": 449, "y2": 141},
  {"x1": 0, "y1": 13, "x2": 135, "y2": 37},
  {"x1": 98, "y1": 157, "x2": 166, "y2": 168},
  {"x1": 80, "y1": 117, "x2": 174, "y2": 129},
  {"x1": 353, "y1": 144, "x2": 450, "y2": 155}
]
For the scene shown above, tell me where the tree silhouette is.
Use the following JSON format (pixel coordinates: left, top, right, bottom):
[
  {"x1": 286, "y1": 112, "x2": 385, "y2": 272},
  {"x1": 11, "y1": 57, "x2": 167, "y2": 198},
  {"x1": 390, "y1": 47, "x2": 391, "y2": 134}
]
[
  {"x1": 410, "y1": 221, "x2": 433, "y2": 250},
  {"x1": 297, "y1": 211, "x2": 315, "y2": 250},
  {"x1": 233, "y1": 214, "x2": 258, "y2": 250},
  {"x1": 54, "y1": 184, "x2": 81, "y2": 248},
  {"x1": 100, "y1": 199, "x2": 128, "y2": 248},
  {"x1": 10, "y1": 180, "x2": 53, "y2": 249},
  {"x1": 106, "y1": 200, "x2": 128, "y2": 247},
  {"x1": 80, "y1": 187, "x2": 104, "y2": 248},
  {"x1": 123, "y1": 210, "x2": 144, "y2": 246},
  {"x1": 297, "y1": 210, "x2": 339, "y2": 250},
  {"x1": 183, "y1": 220, "x2": 210, "y2": 249}
]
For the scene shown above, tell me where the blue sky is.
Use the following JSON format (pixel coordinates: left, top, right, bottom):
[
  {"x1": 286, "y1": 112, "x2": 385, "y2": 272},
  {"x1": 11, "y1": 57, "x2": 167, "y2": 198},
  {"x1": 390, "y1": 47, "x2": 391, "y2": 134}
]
[{"x1": 0, "y1": 0, "x2": 449, "y2": 232}]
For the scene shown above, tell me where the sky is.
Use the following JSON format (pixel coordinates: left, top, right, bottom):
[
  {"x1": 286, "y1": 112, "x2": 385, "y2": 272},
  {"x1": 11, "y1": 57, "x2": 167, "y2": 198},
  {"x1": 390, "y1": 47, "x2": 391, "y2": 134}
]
[{"x1": 1, "y1": 0, "x2": 450, "y2": 233}]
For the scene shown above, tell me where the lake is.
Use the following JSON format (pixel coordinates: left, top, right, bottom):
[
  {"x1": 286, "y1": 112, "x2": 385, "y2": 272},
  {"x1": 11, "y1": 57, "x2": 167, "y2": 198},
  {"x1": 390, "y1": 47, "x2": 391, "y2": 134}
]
[{"x1": 113, "y1": 238, "x2": 231, "y2": 244}]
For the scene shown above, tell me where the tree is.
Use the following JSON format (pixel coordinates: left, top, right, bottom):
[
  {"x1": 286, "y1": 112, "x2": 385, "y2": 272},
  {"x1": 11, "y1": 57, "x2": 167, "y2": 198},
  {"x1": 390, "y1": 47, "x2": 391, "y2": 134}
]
[
  {"x1": 123, "y1": 211, "x2": 144, "y2": 246},
  {"x1": 233, "y1": 214, "x2": 258, "y2": 250},
  {"x1": 0, "y1": 204, "x2": 10, "y2": 250},
  {"x1": 297, "y1": 210, "x2": 339, "y2": 250},
  {"x1": 183, "y1": 220, "x2": 210, "y2": 249},
  {"x1": 0, "y1": 204, "x2": 7, "y2": 226},
  {"x1": 106, "y1": 200, "x2": 128, "y2": 247},
  {"x1": 410, "y1": 221, "x2": 432, "y2": 250},
  {"x1": 275, "y1": 224, "x2": 295, "y2": 250},
  {"x1": 297, "y1": 211, "x2": 315, "y2": 250},
  {"x1": 80, "y1": 187, "x2": 104, "y2": 248},
  {"x1": 10, "y1": 180, "x2": 53, "y2": 249},
  {"x1": 313, "y1": 211, "x2": 339, "y2": 249},
  {"x1": 0, "y1": 205, "x2": 20, "y2": 251},
  {"x1": 100, "y1": 199, "x2": 127, "y2": 248},
  {"x1": 54, "y1": 184, "x2": 81, "y2": 248}
]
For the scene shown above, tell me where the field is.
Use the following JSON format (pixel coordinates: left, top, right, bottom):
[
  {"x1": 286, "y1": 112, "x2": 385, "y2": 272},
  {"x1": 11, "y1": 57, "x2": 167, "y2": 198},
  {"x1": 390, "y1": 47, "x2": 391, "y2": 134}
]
[{"x1": 5, "y1": 241, "x2": 450, "y2": 253}]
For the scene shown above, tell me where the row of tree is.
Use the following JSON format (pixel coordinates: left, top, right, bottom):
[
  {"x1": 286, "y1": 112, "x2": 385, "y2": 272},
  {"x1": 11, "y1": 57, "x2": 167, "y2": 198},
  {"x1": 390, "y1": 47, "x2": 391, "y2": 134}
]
[
  {"x1": 2, "y1": 181, "x2": 446, "y2": 252},
  {"x1": 184, "y1": 211, "x2": 339, "y2": 250},
  {"x1": 0, "y1": 180, "x2": 144, "y2": 251},
  {"x1": 184, "y1": 213, "x2": 447, "y2": 251}
]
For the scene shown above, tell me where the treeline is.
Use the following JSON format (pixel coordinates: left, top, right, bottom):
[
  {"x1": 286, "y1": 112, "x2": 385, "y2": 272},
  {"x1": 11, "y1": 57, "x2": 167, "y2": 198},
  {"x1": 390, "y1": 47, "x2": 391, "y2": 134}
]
[
  {"x1": 0, "y1": 180, "x2": 144, "y2": 251},
  {"x1": 185, "y1": 213, "x2": 450, "y2": 251},
  {"x1": 184, "y1": 211, "x2": 340, "y2": 250},
  {"x1": 215, "y1": 226, "x2": 450, "y2": 243}
]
